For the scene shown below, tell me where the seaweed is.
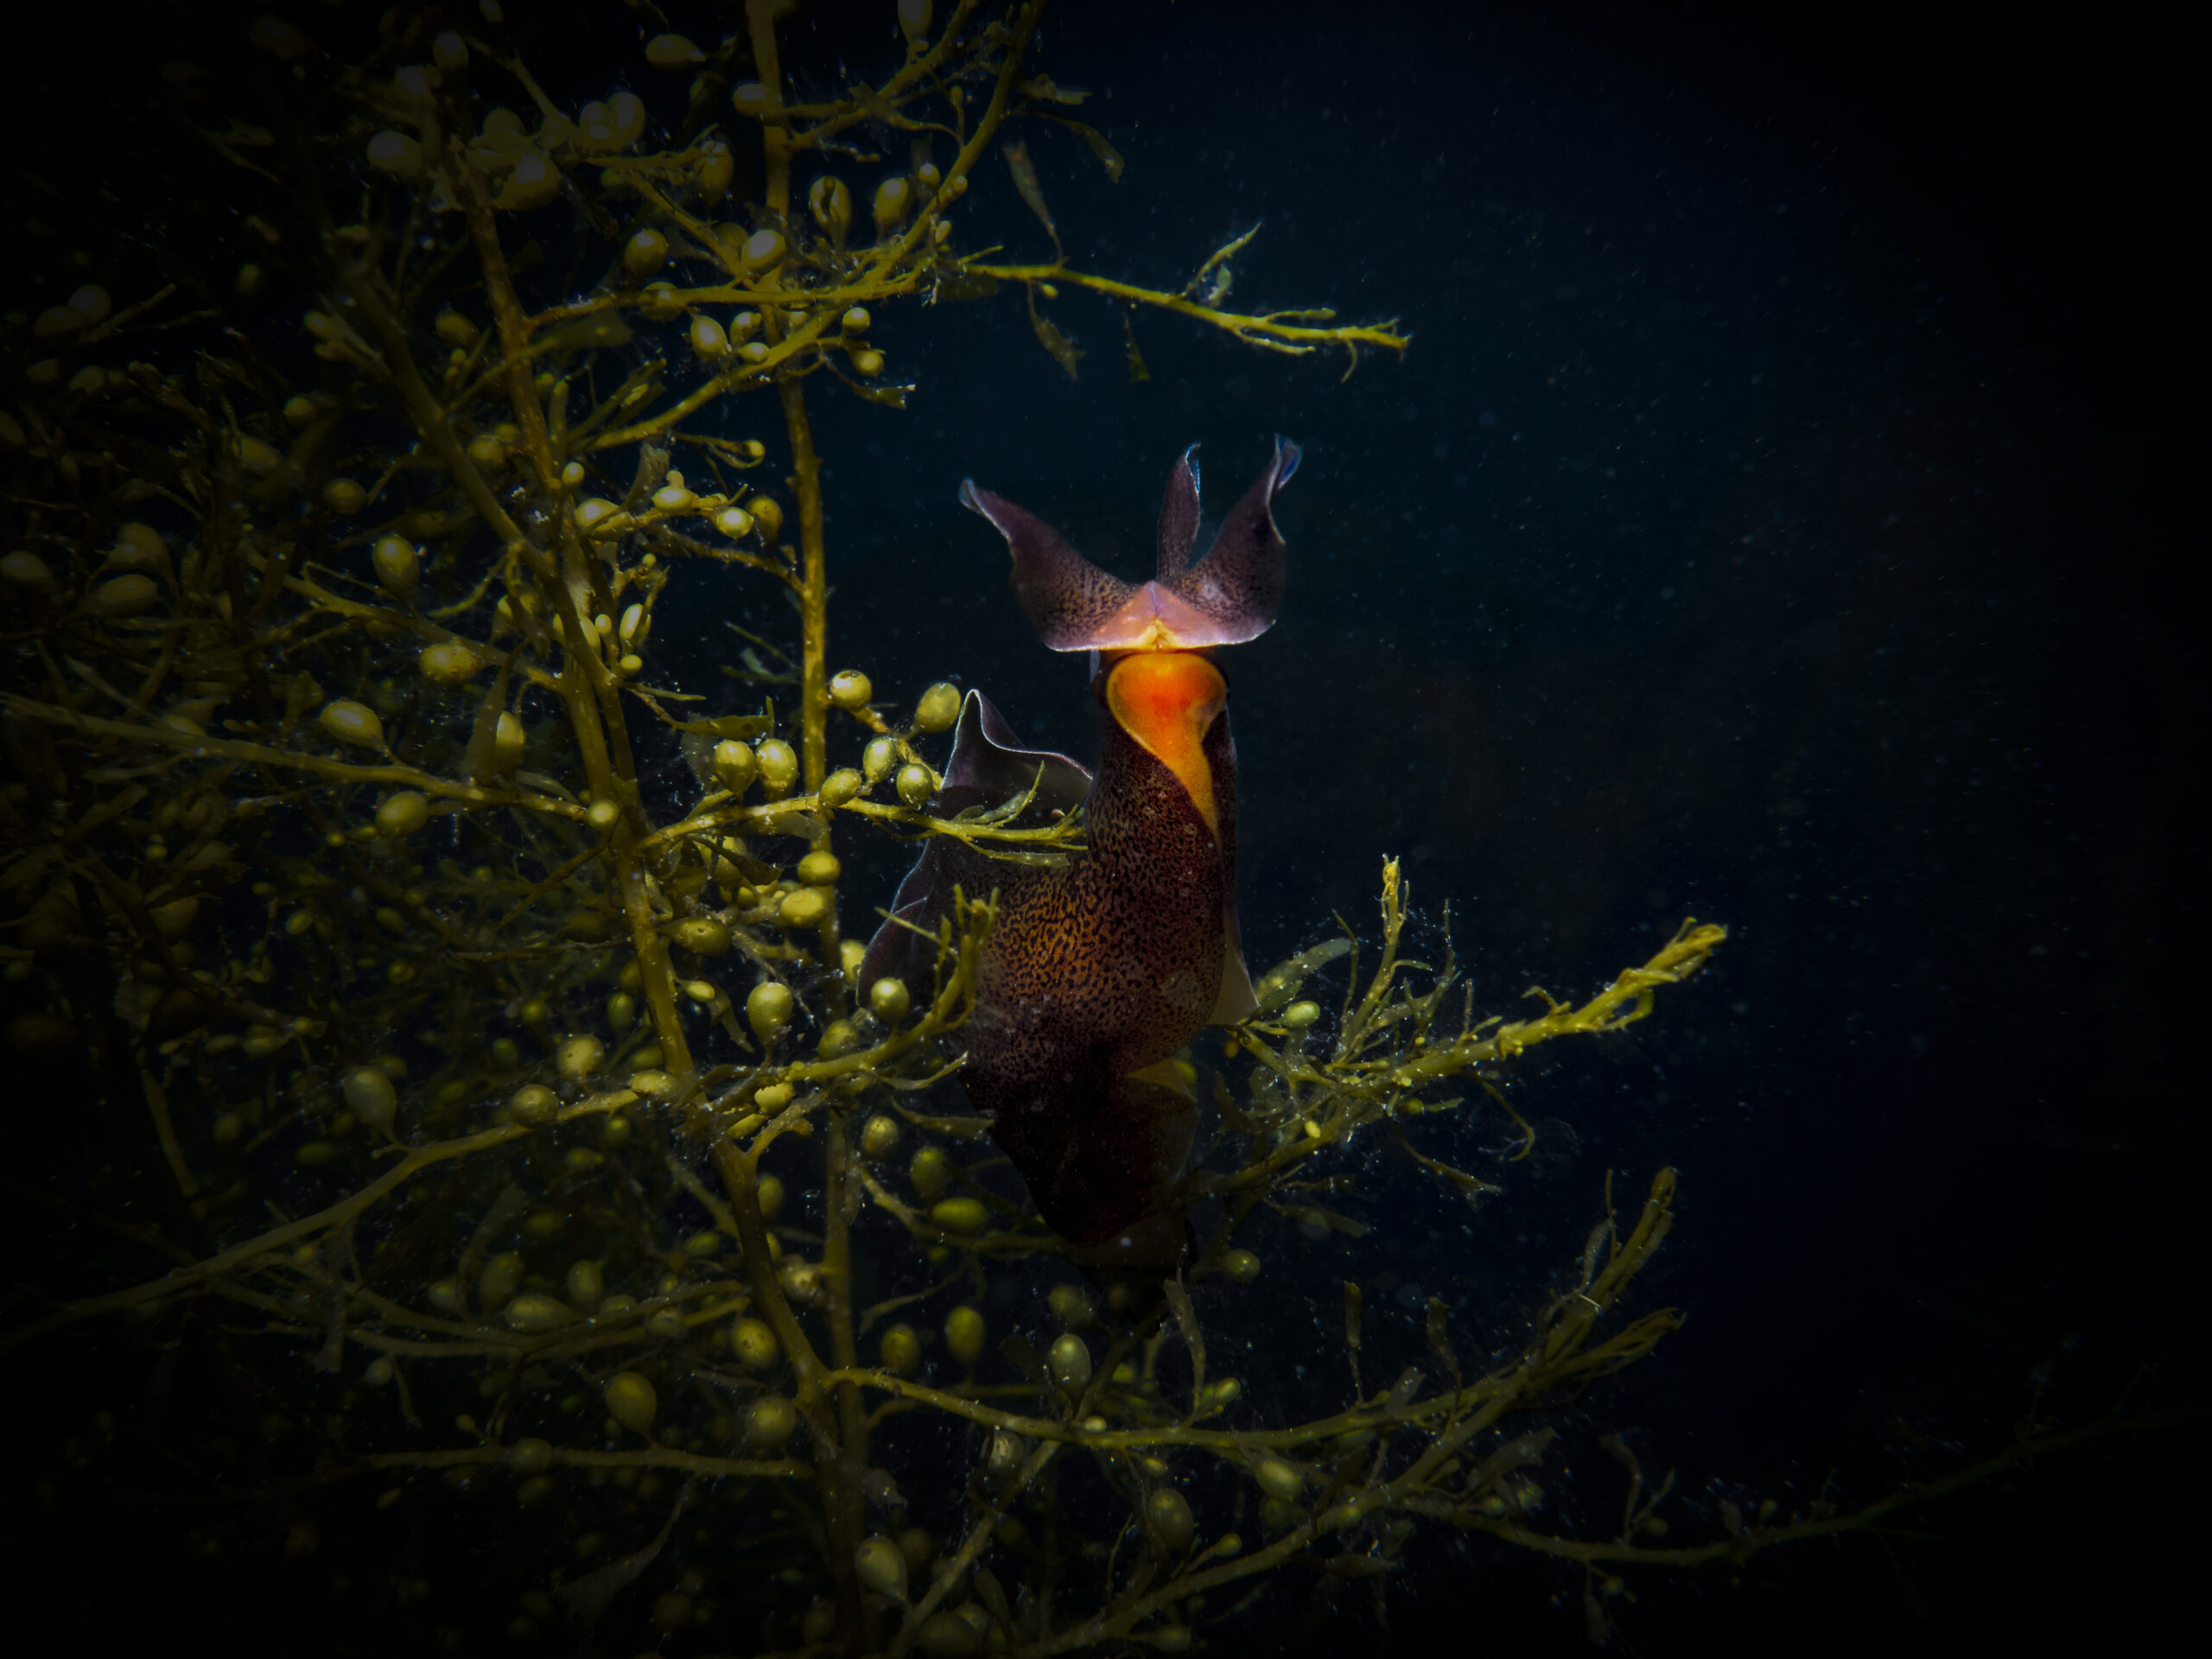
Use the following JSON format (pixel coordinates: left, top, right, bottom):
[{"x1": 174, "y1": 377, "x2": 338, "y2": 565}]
[{"x1": 0, "y1": 4, "x2": 2113, "y2": 1651}]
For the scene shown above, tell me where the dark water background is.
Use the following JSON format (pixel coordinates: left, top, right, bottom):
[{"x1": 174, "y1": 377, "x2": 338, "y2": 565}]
[
  {"x1": 7, "y1": 0, "x2": 2196, "y2": 1649},
  {"x1": 688, "y1": 0, "x2": 2196, "y2": 1645}
]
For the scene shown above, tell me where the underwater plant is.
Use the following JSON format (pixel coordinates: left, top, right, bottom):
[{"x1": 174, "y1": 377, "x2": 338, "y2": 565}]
[{"x1": 5, "y1": 3, "x2": 2112, "y2": 1651}]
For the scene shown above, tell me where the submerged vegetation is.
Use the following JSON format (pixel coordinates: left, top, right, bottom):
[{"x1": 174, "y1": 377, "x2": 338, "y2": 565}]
[{"x1": 0, "y1": 3, "x2": 2105, "y2": 1651}]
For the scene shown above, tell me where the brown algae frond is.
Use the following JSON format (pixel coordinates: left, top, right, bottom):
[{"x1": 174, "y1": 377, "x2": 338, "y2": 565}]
[{"x1": 0, "y1": 3, "x2": 2067, "y2": 1651}]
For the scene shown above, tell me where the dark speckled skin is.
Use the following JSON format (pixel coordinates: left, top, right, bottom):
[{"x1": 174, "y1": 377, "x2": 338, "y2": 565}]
[
  {"x1": 861, "y1": 679, "x2": 1239, "y2": 1247},
  {"x1": 974, "y1": 672, "x2": 1236, "y2": 1244},
  {"x1": 863, "y1": 442, "x2": 1294, "y2": 1250}
]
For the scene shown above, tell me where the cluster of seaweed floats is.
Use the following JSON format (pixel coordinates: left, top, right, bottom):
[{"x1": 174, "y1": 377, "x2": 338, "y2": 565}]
[{"x1": 0, "y1": 1, "x2": 1942, "y2": 1651}]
